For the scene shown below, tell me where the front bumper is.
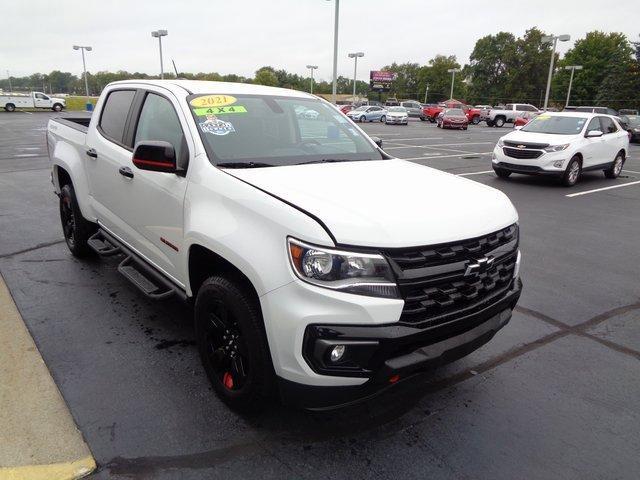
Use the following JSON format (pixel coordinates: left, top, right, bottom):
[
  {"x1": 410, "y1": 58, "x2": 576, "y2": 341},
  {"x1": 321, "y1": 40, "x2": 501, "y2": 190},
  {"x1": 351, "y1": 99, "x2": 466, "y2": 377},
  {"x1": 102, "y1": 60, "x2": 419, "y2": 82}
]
[
  {"x1": 386, "y1": 117, "x2": 408, "y2": 124},
  {"x1": 492, "y1": 146, "x2": 568, "y2": 176},
  {"x1": 277, "y1": 278, "x2": 522, "y2": 409}
]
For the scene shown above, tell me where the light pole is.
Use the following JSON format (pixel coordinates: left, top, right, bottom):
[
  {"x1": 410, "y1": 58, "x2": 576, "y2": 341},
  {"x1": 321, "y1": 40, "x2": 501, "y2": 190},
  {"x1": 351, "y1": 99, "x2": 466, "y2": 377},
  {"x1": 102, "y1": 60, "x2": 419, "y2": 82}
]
[
  {"x1": 424, "y1": 84, "x2": 429, "y2": 104},
  {"x1": 564, "y1": 65, "x2": 583, "y2": 108},
  {"x1": 541, "y1": 34, "x2": 570, "y2": 111},
  {"x1": 447, "y1": 68, "x2": 460, "y2": 100},
  {"x1": 6, "y1": 70, "x2": 12, "y2": 93},
  {"x1": 306, "y1": 65, "x2": 318, "y2": 93},
  {"x1": 348, "y1": 52, "x2": 364, "y2": 101},
  {"x1": 72, "y1": 45, "x2": 92, "y2": 97},
  {"x1": 151, "y1": 29, "x2": 168, "y2": 79},
  {"x1": 326, "y1": 0, "x2": 340, "y2": 104}
]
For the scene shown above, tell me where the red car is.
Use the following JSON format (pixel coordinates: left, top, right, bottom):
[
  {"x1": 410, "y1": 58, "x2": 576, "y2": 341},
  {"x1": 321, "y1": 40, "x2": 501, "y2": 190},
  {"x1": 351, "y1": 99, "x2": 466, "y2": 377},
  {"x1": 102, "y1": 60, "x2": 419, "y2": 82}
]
[
  {"x1": 340, "y1": 104, "x2": 355, "y2": 114},
  {"x1": 436, "y1": 108, "x2": 469, "y2": 130},
  {"x1": 423, "y1": 101, "x2": 482, "y2": 124}
]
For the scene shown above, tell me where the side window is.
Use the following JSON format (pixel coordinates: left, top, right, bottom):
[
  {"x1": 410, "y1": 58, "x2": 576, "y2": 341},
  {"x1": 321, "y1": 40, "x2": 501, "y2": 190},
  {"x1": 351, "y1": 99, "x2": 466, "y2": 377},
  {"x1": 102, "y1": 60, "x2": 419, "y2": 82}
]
[
  {"x1": 134, "y1": 93, "x2": 186, "y2": 162},
  {"x1": 599, "y1": 117, "x2": 617, "y2": 134},
  {"x1": 99, "y1": 90, "x2": 136, "y2": 144},
  {"x1": 586, "y1": 118, "x2": 601, "y2": 134},
  {"x1": 505, "y1": 104, "x2": 514, "y2": 110},
  {"x1": 35, "y1": 93, "x2": 48, "y2": 100}
]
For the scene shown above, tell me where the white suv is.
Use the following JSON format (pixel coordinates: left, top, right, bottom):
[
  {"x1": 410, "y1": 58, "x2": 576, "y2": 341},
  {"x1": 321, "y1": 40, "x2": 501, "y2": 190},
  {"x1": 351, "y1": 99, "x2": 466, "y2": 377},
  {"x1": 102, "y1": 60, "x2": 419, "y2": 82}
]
[
  {"x1": 48, "y1": 80, "x2": 522, "y2": 410},
  {"x1": 492, "y1": 112, "x2": 629, "y2": 186}
]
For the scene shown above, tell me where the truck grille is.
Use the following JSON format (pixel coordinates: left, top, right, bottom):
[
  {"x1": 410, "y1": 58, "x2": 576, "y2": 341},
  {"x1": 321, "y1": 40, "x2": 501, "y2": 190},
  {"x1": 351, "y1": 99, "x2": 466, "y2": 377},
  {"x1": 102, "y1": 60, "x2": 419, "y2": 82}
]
[
  {"x1": 384, "y1": 225, "x2": 518, "y2": 328},
  {"x1": 503, "y1": 147, "x2": 543, "y2": 159}
]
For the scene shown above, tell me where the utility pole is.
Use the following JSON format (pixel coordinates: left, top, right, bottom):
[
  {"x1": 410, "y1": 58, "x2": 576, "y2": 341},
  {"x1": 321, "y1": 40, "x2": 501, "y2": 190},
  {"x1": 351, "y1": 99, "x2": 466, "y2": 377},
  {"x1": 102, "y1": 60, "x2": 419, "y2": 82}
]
[
  {"x1": 564, "y1": 65, "x2": 583, "y2": 108},
  {"x1": 447, "y1": 69, "x2": 460, "y2": 100},
  {"x1": 151, "y1": 30, "x2": 168, "y2": 79},
  {"x1": 541, "y1": 34, "x2": 571, "y2": 111},
  {"x1": 328, "y1": 0, "x2": 340, "y2": 103},
  {"x1": 424, "y1": 84, "x2": 429, "y2": 103},
  {"x1": 7, "y1": 70, "x2": 13, "y2": 93},
  {"x1": 72, "y1": 45, "x2": 92, "y2": 97},
  {"x1": 306, "y1": 65, "x2": 318, "y2": 93},
  {"x1": 348, "y1": 52, "x2": 364, "y2": 101}
]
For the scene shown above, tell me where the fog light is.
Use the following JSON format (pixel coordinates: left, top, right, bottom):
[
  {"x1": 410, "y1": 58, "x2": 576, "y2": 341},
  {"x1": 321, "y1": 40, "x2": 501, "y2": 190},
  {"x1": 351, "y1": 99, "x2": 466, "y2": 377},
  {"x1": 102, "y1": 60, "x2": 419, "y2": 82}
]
[
  {"x1": 553, "y1": 160, "x2": 564, "y2": 168},
  {"x1": 329, "y1": 345, "x2": 346, "y2": 362}
]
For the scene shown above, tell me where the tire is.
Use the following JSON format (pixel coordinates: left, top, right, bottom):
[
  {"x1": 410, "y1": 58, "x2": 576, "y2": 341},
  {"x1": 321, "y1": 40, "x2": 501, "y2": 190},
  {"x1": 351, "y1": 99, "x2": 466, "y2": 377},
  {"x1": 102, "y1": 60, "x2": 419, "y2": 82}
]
[
  {"x1": 5, "y1": 103, "x2": 15, "y2": 112},
  {"x1": 380, "y1": 115, "x2": 386, "y2": 123},
  {"x1": 436, "y1": 122, "x2": 441, "y2": 128},
  {"x1": 463, "y1": 126, "x2": 468, "y2": 130},
  {"x1": 494, "y1": 117, "x2": 505, "y2": 128},
  {"x1": 52, "y1": 103, "x2": 63, "y2": 112},
  {"x1": 486, "y1": 119, "x2": 495, "y2": 127},
  {"x1": 59, "y1": 184, "x2": 97, "y2": 257},
  {"x1": 562, "y1": 156, "x2": 582, "y2": 187},
  {"x1": 471, "y1": 115, "x2": 480, "y2": 125},
  {"x1": 195, "y1": 276, "x2": 274, "y2": 412},
  {"x1": 420, "y1": 116, "x2": 426, "y2": 122},
  {"x1": 360, "y1": 115, "x2": 366, "y2": 123},
  {"x1": 494, "y1": 168, "x2": 512, "y2": 179},
  {"x1": 604, "y1": 152, "x2": 624, "y2": 179},
  {"x1": 429, "y1": 116, "x2": 436, "y2": 123}
]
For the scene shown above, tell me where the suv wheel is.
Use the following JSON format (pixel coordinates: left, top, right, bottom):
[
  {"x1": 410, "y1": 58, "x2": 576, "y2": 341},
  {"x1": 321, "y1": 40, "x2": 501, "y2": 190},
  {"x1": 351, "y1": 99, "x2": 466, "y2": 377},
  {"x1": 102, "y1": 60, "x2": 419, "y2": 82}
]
[
  {"x1": 195, "y1": 276, "x2": 274, "y2": 412},
  {"x1": 494, "y1": 168, "x2": 512, "y2": 179},
  {"x1": 563, "y1": 156, "x2": 582, "y2": 187},
  {"x1": 59, "y1": 184, "x2": 97, "y2": 257},
  {"x1": 604, "y1": 152, "x2": 624, "y2": 179}
]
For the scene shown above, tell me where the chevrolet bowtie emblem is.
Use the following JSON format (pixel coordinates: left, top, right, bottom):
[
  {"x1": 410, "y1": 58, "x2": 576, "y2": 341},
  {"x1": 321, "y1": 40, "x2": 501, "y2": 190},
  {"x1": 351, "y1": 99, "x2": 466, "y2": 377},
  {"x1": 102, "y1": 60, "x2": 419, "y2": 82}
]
[
  {"x1": 516, "y1": 144, "x2": 526, "y2": 149},
  {"x1": 464, "y1": 256, "x2": 495, "y2": 277}
]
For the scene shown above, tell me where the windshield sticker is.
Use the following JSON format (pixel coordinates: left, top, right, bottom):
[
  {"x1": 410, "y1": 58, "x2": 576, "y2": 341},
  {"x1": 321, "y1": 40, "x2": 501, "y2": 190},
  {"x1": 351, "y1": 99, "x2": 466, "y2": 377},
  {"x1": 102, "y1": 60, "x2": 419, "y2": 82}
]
[
  {"x1": 190, "y1": 95, "x2": 237, "y2": 108},
  {"x1": 199, "y1": 115, "x2": 236, "y2": 136},
  {"x1": 537, "y1": 115, "x2": 550, "y2": 120},
  {"x1": 194, "y1": 106, "x2": 247, "y2": 116}
]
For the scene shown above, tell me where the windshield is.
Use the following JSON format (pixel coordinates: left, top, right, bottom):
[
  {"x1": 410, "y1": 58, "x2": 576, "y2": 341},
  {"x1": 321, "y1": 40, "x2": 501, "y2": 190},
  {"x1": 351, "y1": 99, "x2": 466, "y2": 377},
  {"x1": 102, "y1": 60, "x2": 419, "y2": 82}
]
[
  {"x1": 388, "y1": 107, "x2": 407, "y2": 113},
  {"x1": 187, "y1": 94, "x2": 383, "y2": 167},
  {"x1": 623, "y1": 115, "x2": 640, "y2": 127},
  {"x1": 521, "y1": 115, "x2": 588, "y2": 135},
  {"x1": 352, "y1": 106, "x2": 367, "y2": 111},
  {"x1": 446, "y1": 109, "x2": 465, "y2": 116}
]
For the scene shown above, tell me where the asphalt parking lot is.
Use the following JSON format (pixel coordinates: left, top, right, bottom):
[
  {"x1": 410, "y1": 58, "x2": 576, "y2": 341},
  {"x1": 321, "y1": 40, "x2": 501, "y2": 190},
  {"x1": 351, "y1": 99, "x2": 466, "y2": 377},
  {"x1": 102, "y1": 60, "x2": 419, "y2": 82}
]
[{"x1": 1, "y1": 111, "x2": 639, "y2": 479}]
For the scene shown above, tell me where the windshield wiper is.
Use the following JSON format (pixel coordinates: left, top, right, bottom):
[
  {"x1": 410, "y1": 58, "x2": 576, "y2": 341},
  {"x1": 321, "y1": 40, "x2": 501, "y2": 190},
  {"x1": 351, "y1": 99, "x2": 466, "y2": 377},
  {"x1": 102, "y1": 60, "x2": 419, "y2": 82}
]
[
  {"x1": 296, "y1": 158, "x2": 368, "y2": 166},
  {"x1": 216, "y1": 162, "x2": 274, "y2": 169}
]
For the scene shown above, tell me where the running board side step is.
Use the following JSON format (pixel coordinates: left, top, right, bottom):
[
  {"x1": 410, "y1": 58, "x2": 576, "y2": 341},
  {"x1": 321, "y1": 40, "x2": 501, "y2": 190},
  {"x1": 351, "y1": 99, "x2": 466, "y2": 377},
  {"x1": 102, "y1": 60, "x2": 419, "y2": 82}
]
[{"x1": 91, "y1": 228, "x2": 187, "y2": 302}]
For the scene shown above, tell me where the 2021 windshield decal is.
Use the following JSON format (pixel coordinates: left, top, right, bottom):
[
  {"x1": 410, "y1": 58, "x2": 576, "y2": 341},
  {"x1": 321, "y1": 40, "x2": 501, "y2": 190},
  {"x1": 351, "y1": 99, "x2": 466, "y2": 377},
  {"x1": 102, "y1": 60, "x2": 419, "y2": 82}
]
[
  {"x1": 190, "y1": 95, "x2": 237, "y2": 108},
  {"x1": 199, "y1": 115, "x2": 236, "y2": 135}
]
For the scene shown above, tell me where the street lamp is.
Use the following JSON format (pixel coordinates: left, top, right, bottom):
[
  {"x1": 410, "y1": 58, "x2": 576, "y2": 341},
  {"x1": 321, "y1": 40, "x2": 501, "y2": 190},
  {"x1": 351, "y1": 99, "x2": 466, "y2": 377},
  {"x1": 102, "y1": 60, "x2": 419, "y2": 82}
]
[
  {"x1": 151, "y1": 29, "x2": 168, "y2": 79},
  {"x1": 6, "y1": 70, "x2": 12, "y2": 93},
  {"x1": 306, "y1": 65, "x2": 318, "y2": 94},
  {"x1": 326, "y1": 0, "x2": 340, "y2": 104},
  {"x1": 564, "y1": 65, "x2": 583, "y2": 108},
  {"x1": 447, "y1": 68, "x2": 461, "y2": 100},
  {"x1": 72, "y1": 45, "x2": 92, "y2": 98},
  {"x1": 348, "y1": 52, "x2": 364, "y2": 101},
  {"x1": 541, "y1": 34, "x2": 571, "y2": 111}
]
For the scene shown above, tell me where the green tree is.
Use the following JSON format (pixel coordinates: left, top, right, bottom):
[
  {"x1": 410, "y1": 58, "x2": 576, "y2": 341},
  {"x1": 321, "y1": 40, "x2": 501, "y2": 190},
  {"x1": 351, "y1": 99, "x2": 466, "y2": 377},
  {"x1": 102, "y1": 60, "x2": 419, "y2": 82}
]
[
  {"x1": 507, "y1": 28, "x2": 555, "y2": 105},
  {"x1": 466, "y1": 32, "x2": 517, "y2": 104},
  {"x1": 417, "y1": 55, "x2": 464, "y2": 102},
  {"x1": 253, "y1": 66, "x2": 278, "y2": 86}
]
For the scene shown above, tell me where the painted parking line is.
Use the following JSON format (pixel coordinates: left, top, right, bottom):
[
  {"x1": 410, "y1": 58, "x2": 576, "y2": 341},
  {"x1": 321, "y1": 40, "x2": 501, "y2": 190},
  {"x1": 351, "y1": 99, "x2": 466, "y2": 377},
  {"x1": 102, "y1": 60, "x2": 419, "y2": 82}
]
[
  {"x1": 622, "y1": 169, "x2": 640, "y2": 175},
  {"x1": 566, "y1": 180, "x2": 640, "y2": 197},
  {"x1": 457, "y1": 170, "x2": 494, "y2": 176}
]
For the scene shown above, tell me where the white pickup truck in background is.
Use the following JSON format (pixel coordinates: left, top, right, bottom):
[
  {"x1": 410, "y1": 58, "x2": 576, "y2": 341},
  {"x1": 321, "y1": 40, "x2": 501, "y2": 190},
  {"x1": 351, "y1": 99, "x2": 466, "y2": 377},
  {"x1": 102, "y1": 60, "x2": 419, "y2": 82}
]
[
  {"x1": 1, "y1": 91, "x2": 66, "y2": 112},
  {"x1": 46, "y1": 80, "x2": 522, "y2": 411},
  {"x1": 486, "y1": 103, "x2": 539, "y2": 127}
]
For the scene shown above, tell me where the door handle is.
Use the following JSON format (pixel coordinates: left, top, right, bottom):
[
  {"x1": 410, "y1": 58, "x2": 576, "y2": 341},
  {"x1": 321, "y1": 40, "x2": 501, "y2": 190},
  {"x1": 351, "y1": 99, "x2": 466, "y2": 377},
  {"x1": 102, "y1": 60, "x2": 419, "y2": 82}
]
[
  {"x1": 86, "y1": 148, "x2": 98, "y2": 158},
  {"x1": 118, "y1": 166, "x2": 134, "y2": 179}
]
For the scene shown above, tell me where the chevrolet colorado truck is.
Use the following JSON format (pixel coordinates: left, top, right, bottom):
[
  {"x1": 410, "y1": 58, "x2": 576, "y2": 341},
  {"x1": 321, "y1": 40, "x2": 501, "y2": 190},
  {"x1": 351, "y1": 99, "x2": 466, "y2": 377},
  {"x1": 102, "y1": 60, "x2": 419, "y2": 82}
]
[
  {"x1": 47, "y1": 80, "x2": 522, "y2": 411},
  {"x1": 486, "y1": 103, "x2": 539, "y2": 127}
]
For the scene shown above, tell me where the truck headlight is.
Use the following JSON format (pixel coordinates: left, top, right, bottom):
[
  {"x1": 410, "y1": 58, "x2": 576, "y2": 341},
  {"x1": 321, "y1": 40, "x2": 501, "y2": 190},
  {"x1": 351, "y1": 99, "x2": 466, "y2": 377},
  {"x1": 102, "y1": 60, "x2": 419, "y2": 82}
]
[
  {"x1": 288, "y1": 238, "x2": 399, "y2": 298},
  {"x1": 544, "y1": 143, "x2": 569, "y2": 152}
]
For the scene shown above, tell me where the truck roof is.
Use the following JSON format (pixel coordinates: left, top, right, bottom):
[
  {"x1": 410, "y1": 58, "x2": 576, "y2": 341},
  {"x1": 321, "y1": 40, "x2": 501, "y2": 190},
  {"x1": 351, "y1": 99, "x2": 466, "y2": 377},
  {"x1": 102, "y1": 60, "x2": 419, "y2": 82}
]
[{"x1": 107, "y1": 79, "x2": 315, "y2": 99}]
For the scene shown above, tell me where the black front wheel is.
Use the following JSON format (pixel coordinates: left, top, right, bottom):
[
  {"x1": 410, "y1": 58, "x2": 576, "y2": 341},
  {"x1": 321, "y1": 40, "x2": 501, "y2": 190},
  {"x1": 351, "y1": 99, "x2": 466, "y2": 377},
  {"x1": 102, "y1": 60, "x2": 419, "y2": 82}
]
[
  {"x1": 59, "y1": 184, "x2": 97, "y2": 257},
  {"x1": 494, "y1": 168, "x2": 512, "y2": 179},
  {"x1": 195, "y1": 276, "x2": 274, "y2": 412},
  {"x1": 604, "y1": 152, "x2": 624, "y2": 179}
]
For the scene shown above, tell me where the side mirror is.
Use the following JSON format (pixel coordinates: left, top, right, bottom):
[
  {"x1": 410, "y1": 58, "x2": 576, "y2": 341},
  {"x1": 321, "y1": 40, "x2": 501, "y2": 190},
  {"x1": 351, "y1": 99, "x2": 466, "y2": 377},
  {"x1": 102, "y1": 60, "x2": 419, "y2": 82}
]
[
  {"x1": 132, "y1": 140, "x2": 177, "y2": 173},
  {"x1": 586, "y1": 130, "x2": 603, "y2": 138},
  {"x1": 371, "y1": 136, "x2": 383, "y2": 149}
]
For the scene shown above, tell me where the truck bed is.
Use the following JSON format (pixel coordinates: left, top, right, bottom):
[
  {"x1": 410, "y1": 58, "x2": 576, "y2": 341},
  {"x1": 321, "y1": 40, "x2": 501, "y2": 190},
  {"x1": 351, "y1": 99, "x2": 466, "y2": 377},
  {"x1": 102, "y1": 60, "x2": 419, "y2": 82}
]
[{"x1": 52, "y1": 116, "x2": 91, "y2": 133}]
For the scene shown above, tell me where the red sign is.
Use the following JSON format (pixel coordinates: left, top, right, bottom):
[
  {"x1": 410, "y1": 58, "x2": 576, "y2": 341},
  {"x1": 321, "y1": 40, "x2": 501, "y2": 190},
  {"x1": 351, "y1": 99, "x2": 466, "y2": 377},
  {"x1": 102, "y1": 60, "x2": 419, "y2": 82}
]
[{"x1": 370, "y1": 71, "x2": 397, "y2": 82}]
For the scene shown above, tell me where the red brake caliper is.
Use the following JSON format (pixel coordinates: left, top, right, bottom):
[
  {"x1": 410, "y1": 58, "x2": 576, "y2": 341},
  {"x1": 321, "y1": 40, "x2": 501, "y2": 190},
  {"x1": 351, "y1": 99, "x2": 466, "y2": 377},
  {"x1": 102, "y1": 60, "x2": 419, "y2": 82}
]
[{"x1": 223, "y1": 372, "x2": 234, "y2": 390}]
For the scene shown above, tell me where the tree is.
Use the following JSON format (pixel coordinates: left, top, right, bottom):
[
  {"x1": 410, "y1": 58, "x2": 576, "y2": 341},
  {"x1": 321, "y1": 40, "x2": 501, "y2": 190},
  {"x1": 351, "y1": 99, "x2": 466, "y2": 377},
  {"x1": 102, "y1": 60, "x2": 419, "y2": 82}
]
[
  {"x1": 507, "y1": 28, "x2": 555, "y2": 105},
  {"x1": 466, "y1": 32, "x2": 517, "y2": 104},
  {"x1": 253, "y1": 66, "x2": 278, "y2": 87},
  {"x1": 381, "y1": 62, "x2": 421, "y2": 99},
  {"x1": 553, "y1": 31, "x2": 634, "y2": 106},
  {"x1": 418, "y1": 55, "x2": 464, "y2": 102}
]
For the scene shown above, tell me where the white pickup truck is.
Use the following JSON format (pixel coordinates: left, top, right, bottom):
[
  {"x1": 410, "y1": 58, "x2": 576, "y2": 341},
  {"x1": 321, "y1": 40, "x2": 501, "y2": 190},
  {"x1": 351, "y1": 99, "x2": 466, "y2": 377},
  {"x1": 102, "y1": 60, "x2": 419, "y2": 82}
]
[
  {"x1": 1, "y1": 91, "x2": 66, "y2": 112},
  {"x1": 486, "y1": 103, "x2": 539, "y2": 127},
  {"x1": 47, "y1": 80, "x2": 522, "y2": 411}
]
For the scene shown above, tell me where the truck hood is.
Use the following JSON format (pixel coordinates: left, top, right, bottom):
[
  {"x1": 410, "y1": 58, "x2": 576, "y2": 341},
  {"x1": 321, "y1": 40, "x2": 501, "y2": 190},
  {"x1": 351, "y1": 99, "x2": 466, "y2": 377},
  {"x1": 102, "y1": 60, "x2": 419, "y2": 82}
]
[{"x1": 227, "y1": 159, "x2": 518, "y2": 248}]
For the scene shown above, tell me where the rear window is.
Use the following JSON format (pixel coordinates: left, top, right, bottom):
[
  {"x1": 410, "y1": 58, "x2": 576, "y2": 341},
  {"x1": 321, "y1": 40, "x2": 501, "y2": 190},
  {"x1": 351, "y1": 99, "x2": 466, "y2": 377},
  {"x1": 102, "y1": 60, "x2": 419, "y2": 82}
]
[{"x1": 99, "y1": 90, "x2": 135, "y2": 144}]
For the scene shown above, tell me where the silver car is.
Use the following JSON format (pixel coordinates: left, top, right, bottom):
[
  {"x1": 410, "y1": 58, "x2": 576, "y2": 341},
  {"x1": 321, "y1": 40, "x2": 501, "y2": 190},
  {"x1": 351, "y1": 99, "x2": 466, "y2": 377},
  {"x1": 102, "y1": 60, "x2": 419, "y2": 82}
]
[
  {"x1": 346, "y1": 105, "x2": 388, "y2": 123},
  {"x1": 385, "y1": 106, "x2": 409, "y2": 125},
  {"x1": 400, "y1": 100, "x2": 426, "y2": 120}
]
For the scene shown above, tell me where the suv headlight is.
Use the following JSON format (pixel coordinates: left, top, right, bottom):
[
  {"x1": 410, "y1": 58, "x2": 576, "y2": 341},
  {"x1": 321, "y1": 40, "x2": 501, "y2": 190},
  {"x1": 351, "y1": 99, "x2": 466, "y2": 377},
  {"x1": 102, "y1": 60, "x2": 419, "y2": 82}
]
[
  {"x1": 544, "y1": 143, "x2": 570, "y2": 152},
  {"x1": 497, "y1": 138, "x2": 505, "y2": 147},
  {"x1": 288, "y1": 238, "x2": 399, "y2": 298}
]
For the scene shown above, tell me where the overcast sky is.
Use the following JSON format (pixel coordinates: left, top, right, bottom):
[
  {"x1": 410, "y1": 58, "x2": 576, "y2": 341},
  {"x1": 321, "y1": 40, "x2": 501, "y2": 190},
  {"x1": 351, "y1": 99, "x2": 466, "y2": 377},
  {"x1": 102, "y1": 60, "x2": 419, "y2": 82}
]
[{"x1": 2, "y1": 0, "x2": 639, "y2": 81}]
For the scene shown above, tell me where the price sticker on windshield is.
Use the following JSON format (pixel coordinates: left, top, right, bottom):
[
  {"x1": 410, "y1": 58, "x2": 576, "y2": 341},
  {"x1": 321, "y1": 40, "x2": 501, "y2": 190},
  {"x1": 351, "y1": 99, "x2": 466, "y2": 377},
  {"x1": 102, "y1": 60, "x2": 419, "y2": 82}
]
[{"x1": 190, "y1": 95, "x2": 237, "y2": 108}]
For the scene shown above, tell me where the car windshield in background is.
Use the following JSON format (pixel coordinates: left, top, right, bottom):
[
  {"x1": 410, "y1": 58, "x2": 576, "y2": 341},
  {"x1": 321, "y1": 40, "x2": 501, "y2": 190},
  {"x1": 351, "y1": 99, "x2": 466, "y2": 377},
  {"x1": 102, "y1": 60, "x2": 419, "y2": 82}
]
[
  {"x1": 187, "y1": 94, "x2": 384, "y2": 167},
  {"x1": 446, "y1": 109, "x2": 465, "y2": 116},
  {"x1": 351, "y1": 106, "x2": 367, "y2": 111},
  {"x1": 521, "y1": 115, "x2": 587, "y2": 135},
  {"x1": 623, "y1": 115, "x2": 640, "y2": 127},
  {"x1": 388, "y1": 107, "x2": 407, "y2": 113}
]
